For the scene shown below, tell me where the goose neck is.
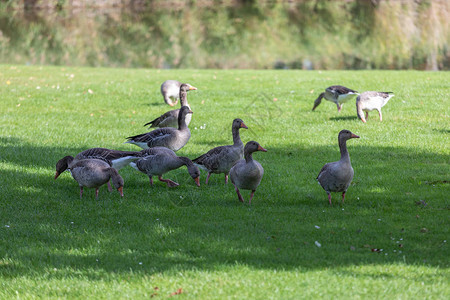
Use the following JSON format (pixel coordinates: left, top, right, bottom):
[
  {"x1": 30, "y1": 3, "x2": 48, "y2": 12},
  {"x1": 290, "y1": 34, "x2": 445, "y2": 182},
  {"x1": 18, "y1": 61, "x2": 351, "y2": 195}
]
[
  {"x1": 244, "y1": 151, "x2": 254, "y2": 163},
  {"x1": 180, "y1": 91, "x2": 188, "y2": 106},
  {"x1": 232, "y1": 127, "x2": 243, "y2": 146},
  {"x1": 178, "y1": 156, "x2": 191, "y2": 168},
  {"x1": 339, "y1": 139, "x2": 350, "y2": 162},
  {"x1": 178, "y1": 113, "x2": 188, "y2": 130}
]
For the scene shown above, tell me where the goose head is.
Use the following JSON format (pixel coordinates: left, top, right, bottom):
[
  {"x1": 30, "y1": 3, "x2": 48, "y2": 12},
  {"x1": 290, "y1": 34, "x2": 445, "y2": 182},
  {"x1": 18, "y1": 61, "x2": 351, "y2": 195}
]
[
  {"x1": 188, "y1": 164, "x2": 201, "y2": 187},
  {"x1": 179, "y1": 156, "x2": 200, "y2": 187},
  {"x1": 233, "y1": 118, "x2": 248, "y2": 130},
  {"x1": 312, "y1": 92, "x2": 324, "y2": 111},
  {"x1": 55, "y1": 155, "x2": 74, "y2": 179},
  {"x1": 110, "y1": 168, "x2": 124, "y2": 197},
  {"x1": 180, "y1": 83, "x2": 197, "y2": 92},
  {"x1": 245, "y1": 141, "x2": 267, "y2": 154},
  {"x1": 338, "y1": 129, "x2": 360, "y2": 142}
]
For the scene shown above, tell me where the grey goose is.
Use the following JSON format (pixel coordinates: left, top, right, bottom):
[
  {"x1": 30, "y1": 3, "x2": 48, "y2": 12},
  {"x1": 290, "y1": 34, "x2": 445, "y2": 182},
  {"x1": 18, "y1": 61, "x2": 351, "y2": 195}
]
[
  {"x1": 55, "y1": 147, "x2": 142, "y2": 180},
  {"x1": 69, "y1": 158, "x2": 124, "y2": 199},
  {"x1": 193, "y1": 118, "x2": 248, "y2": 184},
  {"x1": 125, "y1": 106, "x2": 193, "y2": 151},
  {"x1": 230, "y1": 141, "x2": 267, "y2": 205},
  {"x1": 130, "y1": 147, "x2": 200, "y2": 187},
  {"x1": 317, "y1": 130, "x2": 359, "y2": 205},
  {"x1": 312, "y1": 85, "x2": 359, "y2": 112},
  {"x1": 145, "y1": 83, "x2": 197, "y2": 128}
]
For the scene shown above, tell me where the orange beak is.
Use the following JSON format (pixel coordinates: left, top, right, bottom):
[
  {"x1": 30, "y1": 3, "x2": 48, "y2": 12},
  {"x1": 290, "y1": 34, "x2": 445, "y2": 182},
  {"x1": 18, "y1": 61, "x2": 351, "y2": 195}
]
[
  {"x1": 54, "y1": 171, "x2": 60, "y2": 180},
  {"x1": 351, "y1": 134, "x2": 360, "y2": 139},
  {"x1": 117, "y1": 186, "x2": 124, "y2": 197},
  {"x1": 257, "y1": 145, "x2": 267, "y2": 152},
  {"x1": 194, "y1": 177, "x2": 200, "y2": 187},
  {"x1": 189, "y1": 86, "x2": 198, "y2": 91},
  {"x1": 240, "y1": 122, "x2": 248, "y2": 129}
]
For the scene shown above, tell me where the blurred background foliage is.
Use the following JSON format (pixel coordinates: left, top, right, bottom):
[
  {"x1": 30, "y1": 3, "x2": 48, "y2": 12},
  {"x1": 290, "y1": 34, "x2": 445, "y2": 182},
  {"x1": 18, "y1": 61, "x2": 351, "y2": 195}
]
[{"x1": 0, "y1": 0, "x2": 448, "y2": 70}]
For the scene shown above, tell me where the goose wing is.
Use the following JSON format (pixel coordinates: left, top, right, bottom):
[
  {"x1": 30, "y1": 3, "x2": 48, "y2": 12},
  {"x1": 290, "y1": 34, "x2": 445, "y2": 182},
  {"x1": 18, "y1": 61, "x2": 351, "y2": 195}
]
[
  {"x1": 328, "y1": 85, "x2": 358, "y2": 95},
  {"x1": 193, "y1": 145, "x2": 233, "y2": 170},
  {"x1": 144, "y1": 109, "x2": 179, "y2": 128}
]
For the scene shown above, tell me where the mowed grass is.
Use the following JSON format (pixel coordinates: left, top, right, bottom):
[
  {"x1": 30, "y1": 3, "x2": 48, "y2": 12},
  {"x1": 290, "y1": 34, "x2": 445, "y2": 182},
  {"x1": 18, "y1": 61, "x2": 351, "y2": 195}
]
[{"x1": 0, "y1": 65, "x2": 448, "y2": 299}]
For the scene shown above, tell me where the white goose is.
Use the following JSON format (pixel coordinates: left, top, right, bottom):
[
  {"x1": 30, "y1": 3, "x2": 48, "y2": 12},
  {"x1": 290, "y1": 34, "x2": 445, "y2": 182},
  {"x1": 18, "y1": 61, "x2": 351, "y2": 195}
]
[
  {"x1": 356, "y1": 91, "x2": 394, "y2": 123},
  {"x1": 160, "y1": 80, "x2": 196, "y2": 106}
]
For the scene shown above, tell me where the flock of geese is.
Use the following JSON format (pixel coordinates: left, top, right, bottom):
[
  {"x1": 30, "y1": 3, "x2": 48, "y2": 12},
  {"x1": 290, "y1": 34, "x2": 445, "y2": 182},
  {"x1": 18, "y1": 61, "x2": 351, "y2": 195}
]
[{"x1": 55, "y1": 81, "x2": 394, "y2": 205}]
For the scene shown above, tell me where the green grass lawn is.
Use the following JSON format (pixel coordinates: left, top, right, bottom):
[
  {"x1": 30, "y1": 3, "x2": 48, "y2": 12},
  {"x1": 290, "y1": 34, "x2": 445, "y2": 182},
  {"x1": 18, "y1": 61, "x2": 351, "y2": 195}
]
[{"x1": 0, "y1": 65, "x2": 448, "y2": 299}]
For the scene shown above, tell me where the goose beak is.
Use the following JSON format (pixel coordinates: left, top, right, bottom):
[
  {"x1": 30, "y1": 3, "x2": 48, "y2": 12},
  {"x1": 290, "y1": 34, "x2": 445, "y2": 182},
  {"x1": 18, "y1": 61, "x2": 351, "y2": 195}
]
[
  {"x1": 240, "y1": 122, "x2": 248, "y2": 129},
  {"x1": 257, "y1": 145, "x2": 268, "y2": 152},
  {"x1": 351, "y1": 134, "x2": 360, "y2": 139},
  {"x1": 194, "y1": 177, "x2": 200, "y2": 187},
  {"x1": 189, "y1": 86, "x2": 197, "y2": 91},
  {"x1": 188, "y1": 109, "x2": 194, "y2": 114},
  {"x1": 117, "y1": 186, "x2": 124, "y2": 197},
  {"x1": 54, "y1": 171, "x2": 60, "y2": 180}
]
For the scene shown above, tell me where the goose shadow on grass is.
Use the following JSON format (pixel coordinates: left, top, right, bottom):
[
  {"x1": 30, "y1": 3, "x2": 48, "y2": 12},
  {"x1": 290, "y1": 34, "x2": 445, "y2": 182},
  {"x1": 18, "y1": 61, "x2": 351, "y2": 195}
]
[
  {"x1": 147, "y1": 102, "x2": 166, "y2": 107},
  {"x1": 432, "y1": 128, "x2": 450, "y2": 134},
  {"x1": 190, "y1": 139, "x2": 230, "y2": 148},
  {"x1": 329, "y1": 115, "x2": 359, "y2": 121},
  {"x1": 0, "y1": 136, "x2": 448, "y2": 279}
]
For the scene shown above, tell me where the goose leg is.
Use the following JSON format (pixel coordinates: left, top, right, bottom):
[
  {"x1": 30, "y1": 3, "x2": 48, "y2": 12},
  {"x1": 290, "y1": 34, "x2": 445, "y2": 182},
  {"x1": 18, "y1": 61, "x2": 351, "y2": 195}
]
[
  {"x1": 148, "y1": 176, "x2": 154, "y2": 186},
  {"x1": 205, "y1": 172, "x2": 211, "y2": 185},
  {"x1": 95, "y1": 188, "x2": 100, "y2": 199},
  {"x1": 107, "y1": 181, "x2": 112, "y2": 192},
  {"x1": 234, "y1": 185, "x2": 245, "y2": 203},
  {"x1": 337, "y1": 103, "x2": 341, "y2": 112},
  {"x1": 327, "y1": 193, "x2": 332, "y2": 206},
  {"x1": 361, "y1": 114, "x2": 367, "y2": 123},
  {"x1": 169, "y1": 96, "x2": 178, "y2": 106},
  {"x1": 80, "y1": 186, "x2": 83, "y2": 199},
  {"x1": 358, "y1": 107, "x2": 366, "y2": 123},
  {"x1": 225, "y1": 173, "x2": 229, "y2": 184},
  {"x1": 158, "y1": 175, "x2": 179, "y2": 187},
  {"x1": 165, "y1": 96, "x2": 176, "y2": 107},
  {"x1": 342, "y1": 192, "x2": 346, "y2": 204},
  {"x1": 365, "y1": 111, "x2": 369, "y2": 121},
  {"x1": 249, "y1": 190, "x2": 256, "y2": 205},
  {"x1": 377, "y1": 109, "x2": 382, "y2": 121}
]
